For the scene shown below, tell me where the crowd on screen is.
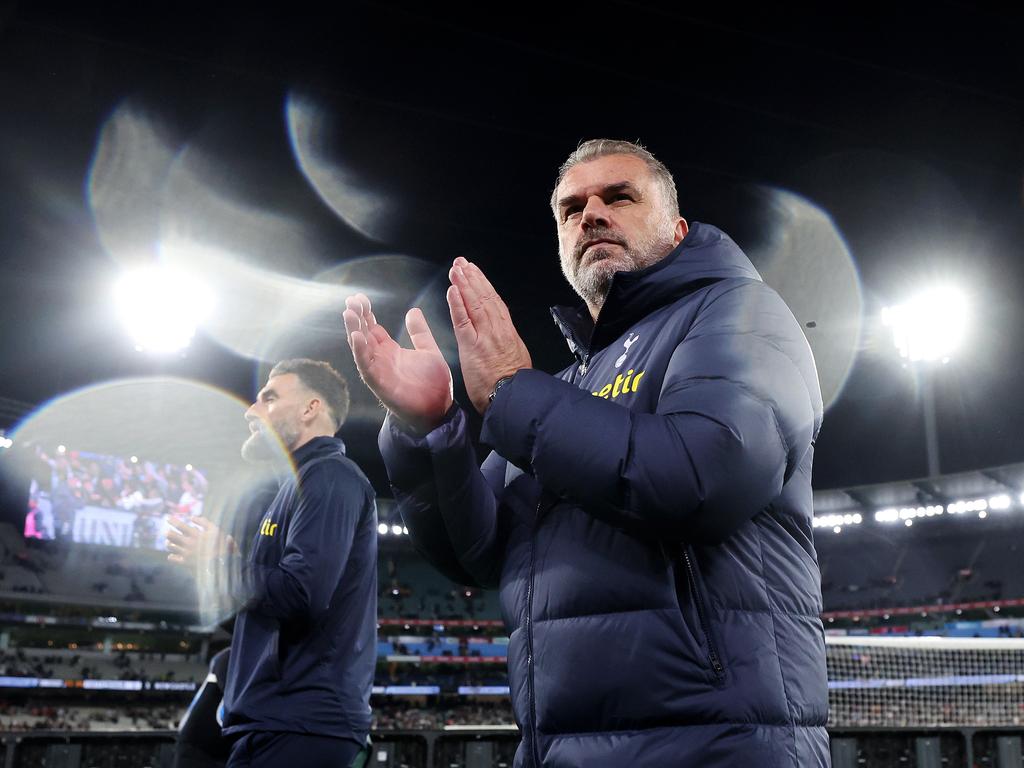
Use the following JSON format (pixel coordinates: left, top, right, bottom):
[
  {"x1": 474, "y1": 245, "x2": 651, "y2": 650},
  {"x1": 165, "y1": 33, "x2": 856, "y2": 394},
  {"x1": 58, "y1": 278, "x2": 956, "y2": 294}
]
[{"x1": 25, "y1": 446, "x2": 206, "y2": 547}]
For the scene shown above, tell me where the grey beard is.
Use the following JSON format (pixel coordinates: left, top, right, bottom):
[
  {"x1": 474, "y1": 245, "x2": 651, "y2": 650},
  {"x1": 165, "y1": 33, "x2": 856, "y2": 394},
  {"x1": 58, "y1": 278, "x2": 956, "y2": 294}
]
[
  {"x1": 562, "y1": 228, "x2": 676, "y2": 310},
  {"x1": 241, "y1": 430, "x2": 274, "y2": 462},
  {"x1": 240, "y1": 424, "x2": 296, "y2": 463}
]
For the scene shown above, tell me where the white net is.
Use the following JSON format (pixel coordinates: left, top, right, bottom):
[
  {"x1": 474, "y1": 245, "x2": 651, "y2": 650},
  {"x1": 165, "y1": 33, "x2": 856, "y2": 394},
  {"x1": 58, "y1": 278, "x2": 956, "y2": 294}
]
[{"x1": 826, "y1": 636, "x2": 1024, "y2": 728}]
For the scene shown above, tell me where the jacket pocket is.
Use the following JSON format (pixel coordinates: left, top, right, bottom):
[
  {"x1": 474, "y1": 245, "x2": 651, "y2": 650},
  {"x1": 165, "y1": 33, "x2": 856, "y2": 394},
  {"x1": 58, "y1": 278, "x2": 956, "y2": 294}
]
[{"x1": 673, "y1": 543, "x2": 726, "y2": 681}]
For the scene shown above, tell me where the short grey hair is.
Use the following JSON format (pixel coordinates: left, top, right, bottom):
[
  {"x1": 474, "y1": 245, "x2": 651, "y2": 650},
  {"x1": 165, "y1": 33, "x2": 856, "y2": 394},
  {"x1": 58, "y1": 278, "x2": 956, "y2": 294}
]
[
  {"x1": 269, "y1": 358, "x2": 350, "y2": 431},
  {"x1": 550, "y1": 139, "x2": 679, "y2": 219}
]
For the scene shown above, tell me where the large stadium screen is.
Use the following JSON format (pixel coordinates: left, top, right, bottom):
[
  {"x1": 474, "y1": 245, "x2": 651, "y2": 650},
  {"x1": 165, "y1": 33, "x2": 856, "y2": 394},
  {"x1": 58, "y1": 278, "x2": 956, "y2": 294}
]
[{"x1": 24, "y1": 445, "x2": 206, "y2": 551}]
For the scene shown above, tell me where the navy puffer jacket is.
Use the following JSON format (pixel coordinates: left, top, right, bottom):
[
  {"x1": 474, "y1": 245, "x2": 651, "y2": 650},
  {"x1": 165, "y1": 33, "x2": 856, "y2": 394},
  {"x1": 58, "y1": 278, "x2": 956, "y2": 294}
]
[{"x1": 380, "y1": 222, "x2": 829, "y2": 767}]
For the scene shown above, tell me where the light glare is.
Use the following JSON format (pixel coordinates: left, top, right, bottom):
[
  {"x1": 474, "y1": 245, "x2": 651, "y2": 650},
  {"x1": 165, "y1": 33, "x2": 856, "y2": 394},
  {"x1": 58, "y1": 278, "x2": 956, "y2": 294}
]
[
  {"x1": 882, "y1": 285, "x2": 968, "y2": 362},
  {"x1": 114, "y1": 266, "x2": 214, "y2": 354}
]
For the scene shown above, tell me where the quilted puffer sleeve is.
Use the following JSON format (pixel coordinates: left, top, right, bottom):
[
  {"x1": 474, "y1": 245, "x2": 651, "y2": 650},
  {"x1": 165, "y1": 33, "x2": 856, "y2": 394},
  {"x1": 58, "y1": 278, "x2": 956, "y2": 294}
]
[
  {"x1": 481, "y1": 280, "x2": 822, "y2": 544},
  {"x1": 379, "y1": 405, "x2": 509, "y2": 587}
]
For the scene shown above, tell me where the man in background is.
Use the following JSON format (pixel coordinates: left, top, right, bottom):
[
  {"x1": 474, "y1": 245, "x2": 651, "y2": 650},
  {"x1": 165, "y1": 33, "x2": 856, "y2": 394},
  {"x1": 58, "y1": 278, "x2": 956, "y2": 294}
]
[{"x1": 169, "y1": 359, "x2": 377, "y2": 768}]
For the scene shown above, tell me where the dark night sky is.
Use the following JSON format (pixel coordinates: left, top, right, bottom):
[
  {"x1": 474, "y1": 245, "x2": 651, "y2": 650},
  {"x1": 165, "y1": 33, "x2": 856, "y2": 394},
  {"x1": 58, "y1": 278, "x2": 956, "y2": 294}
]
[{"x1": 0, "y1": 2, "x2": 1022, "y2": 494}]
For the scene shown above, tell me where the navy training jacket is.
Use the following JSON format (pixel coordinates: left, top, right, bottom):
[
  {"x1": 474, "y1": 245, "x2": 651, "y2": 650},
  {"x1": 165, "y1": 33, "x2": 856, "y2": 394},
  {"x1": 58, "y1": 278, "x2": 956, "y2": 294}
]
[
  {"x1": 380, "y1": 222, "x2": 829, "y2": 767},
  {"x1": 222, "y1": 436, "x2": 377, "y2": 746}
]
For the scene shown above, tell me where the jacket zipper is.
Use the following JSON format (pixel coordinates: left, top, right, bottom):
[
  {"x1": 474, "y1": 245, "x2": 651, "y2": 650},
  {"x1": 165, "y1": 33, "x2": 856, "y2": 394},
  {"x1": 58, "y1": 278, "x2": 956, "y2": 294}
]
[
  {"x1": 682, "y1": 547, "x2": 725, "y2": 678},
  {"x1": 525, "y1": 501, "x2": 542, "y2": 766}
]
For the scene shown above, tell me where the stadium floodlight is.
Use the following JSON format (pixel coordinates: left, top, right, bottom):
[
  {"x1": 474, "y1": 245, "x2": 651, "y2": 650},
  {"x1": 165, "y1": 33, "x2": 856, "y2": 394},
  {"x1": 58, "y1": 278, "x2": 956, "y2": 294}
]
[
  {"x1": 881, "y1": 285, "x2": 969, "y2": 363},
  {"x1": 114, "y1": 265, "x2": 214, "y2": 354},
  {"x1": 0, "y1": 436, "x2": 11, "y2": 449},
  {"x1": 57, "y1": 445, "x2": 67, "y2": 454},
  {"x1": 883, "y1": 285, "x2": 969, "y2": 476},
  {"x1": 390, "y1": 524, "x2": 403, "y2": 535},
  {"x1": 377, "y1": 523, "x2": 389, "y2": 535},
  {"x1": 989, "y1": 494, "x2": 1011, "y2": 511}
]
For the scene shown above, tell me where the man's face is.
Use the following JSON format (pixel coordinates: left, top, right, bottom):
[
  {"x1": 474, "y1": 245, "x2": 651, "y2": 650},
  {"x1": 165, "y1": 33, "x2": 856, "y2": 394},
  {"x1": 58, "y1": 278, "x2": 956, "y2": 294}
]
[
  {"x1": 241, "y1": 373, "x2": 307, "y2": 461},
  {"x1": 554, "y1": 154, "x2": 680, "y2": 313}
]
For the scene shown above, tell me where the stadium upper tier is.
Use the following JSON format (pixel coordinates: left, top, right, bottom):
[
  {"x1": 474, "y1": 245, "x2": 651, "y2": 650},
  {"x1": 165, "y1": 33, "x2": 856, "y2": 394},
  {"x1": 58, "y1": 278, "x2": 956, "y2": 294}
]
[
  {"x1": 2, "y1": 462, "x2": 1024, "y2": 621},
  {"x1": 816, "y1": 514, "x2": 1024, "y2": 612}
]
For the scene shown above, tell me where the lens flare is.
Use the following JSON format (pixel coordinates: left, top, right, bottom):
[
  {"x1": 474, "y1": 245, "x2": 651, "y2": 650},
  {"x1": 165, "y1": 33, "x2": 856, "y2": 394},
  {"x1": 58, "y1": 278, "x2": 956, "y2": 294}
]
[
  {"x1": 3, "y1": 378, "x2": 295, "y2": 626},
  {"x1": 286, "y1": 90, "x2": 399, "y2": 243},
  {"x1": 744, "y1": 187, "x2": 863, "y2": 411},
  {"x1": 87, "y1": 100, "x2": 179, "y2": 263}
]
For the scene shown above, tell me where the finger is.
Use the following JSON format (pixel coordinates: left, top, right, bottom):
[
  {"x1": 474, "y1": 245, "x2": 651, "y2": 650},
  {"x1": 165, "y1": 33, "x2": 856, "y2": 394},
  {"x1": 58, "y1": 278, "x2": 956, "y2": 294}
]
[
  {"x1": 345, "y1": 295, "x2": 368, "y2": 336},
  {"x1": 350, "y1": 307, "x2": 384, "y2": 359},
  {"x1": 465, "y1": 262, "x2": 511, "y2": 322},
  {"x1": 166, "y1": 518, "x2": 195, "y2": 538},
  {"x1": 447, "y1": 285, "x2": 477, "y2": 345},
  {"x1": 349, "y1": 329, "x2": 374, "y2": 374},
  {"x1": 352, "y1": 293, "x2": 378, "y2": 330},
  {"x1": 405, "y1": 308, "x2": 441, "y2": 354},
  {"x1": 450, "y1": 263, "x2": 485, "y2": 325},
  {"x1": 343, "y1": 307, "x2": 362, "y2": 341}
]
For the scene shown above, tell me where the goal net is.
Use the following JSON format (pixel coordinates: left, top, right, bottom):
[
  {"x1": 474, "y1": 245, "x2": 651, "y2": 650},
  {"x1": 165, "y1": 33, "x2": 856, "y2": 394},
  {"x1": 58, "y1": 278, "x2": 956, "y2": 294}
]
[{"x1": 826, "y1": 636, "x2": 1024, "y2": 728}]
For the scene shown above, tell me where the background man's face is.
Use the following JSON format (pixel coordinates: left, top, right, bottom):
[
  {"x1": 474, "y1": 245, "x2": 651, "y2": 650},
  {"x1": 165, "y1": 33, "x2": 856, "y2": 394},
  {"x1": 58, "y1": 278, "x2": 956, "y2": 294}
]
[
  {"x1": 555, "y1": 154, "x2": 678, "y2": 311},
  {"x1": 241, "y1": 373, "x2": 307, "y2": 461}
]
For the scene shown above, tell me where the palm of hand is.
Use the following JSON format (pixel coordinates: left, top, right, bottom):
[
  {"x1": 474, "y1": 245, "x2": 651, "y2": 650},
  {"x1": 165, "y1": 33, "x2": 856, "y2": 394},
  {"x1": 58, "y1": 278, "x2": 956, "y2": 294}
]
[
  {"x1": 367, "y1": 341, "x2": 453, "y2": 429},
  {"x1": 344, "y1": 295, "x2": 454, "y2": 433}
]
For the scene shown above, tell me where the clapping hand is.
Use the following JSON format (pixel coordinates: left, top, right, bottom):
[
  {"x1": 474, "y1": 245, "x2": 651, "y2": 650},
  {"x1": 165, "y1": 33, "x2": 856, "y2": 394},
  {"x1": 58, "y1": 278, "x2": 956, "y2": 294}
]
[
  {"x1": 446, "y1": 257, "x2": 532, "y2": 415},
  {"x1": 343, "y1": 293, "x2": 454, "y2": 434},
  {"x1": 166, "y1": 516, "x2": 237, "y2": 566}
]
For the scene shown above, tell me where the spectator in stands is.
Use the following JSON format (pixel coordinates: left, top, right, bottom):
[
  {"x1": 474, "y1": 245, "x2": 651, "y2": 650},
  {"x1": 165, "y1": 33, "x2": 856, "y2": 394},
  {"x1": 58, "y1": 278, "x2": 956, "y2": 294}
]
[
  {"x1": 167, "y1": 359, "x2": 376, "y2": 768},
  {"x1": 345, "y1": 140, "x2": 827, "y2": 766}
]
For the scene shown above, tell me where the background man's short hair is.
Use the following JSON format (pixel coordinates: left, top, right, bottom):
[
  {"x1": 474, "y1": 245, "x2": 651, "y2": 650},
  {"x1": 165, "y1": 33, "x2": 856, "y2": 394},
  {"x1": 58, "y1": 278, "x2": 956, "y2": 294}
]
[
  {"x1": 550, "y1": 139, "x2": 680, "y2": 219},
  {"x1": 269, "y1": 358, "x2": 350, "y2": 431}
]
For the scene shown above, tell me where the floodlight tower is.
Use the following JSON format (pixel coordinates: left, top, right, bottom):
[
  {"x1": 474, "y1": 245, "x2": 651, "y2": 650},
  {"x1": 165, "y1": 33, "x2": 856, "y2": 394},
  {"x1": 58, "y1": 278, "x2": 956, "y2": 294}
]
[{"x1": 882, "y1": 286, "x2": 969, "y2": 477}]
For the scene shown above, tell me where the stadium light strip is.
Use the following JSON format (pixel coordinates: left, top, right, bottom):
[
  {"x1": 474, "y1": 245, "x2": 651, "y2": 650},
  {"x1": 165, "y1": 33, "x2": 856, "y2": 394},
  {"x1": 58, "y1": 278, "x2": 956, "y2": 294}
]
[
  {"x1": 812, "y1": 513, "x2": 863, "y2": 532},
  {"x1": 0, "y1": 677, "x2": 196, "y2": 692},
  {"x1": 371, "y1": 685, "x2": 442, "y2": 695},
  {"x1": 814, "y1": 493, "x2": 1022, "y2": 533},
  {"x1": 874, "y1": 495, "x2": 1015, "y2": 525}
]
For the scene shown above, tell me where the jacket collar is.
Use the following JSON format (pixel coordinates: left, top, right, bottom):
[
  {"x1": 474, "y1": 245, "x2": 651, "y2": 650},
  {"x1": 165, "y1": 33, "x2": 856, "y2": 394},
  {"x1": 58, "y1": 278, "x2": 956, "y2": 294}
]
[
  {"x1": 550, "y1": 222, "x2": 762, "y2": 362},
  {"x1": 291, "y1": 434, "x2": 346, "y2": 469}
]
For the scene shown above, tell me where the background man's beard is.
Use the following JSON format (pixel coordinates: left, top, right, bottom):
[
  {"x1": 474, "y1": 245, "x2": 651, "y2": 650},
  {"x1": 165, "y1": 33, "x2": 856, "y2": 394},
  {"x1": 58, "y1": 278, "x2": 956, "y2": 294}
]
[{"x1": 241, "y1": 421, "x2": 298, "y2": 462}]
